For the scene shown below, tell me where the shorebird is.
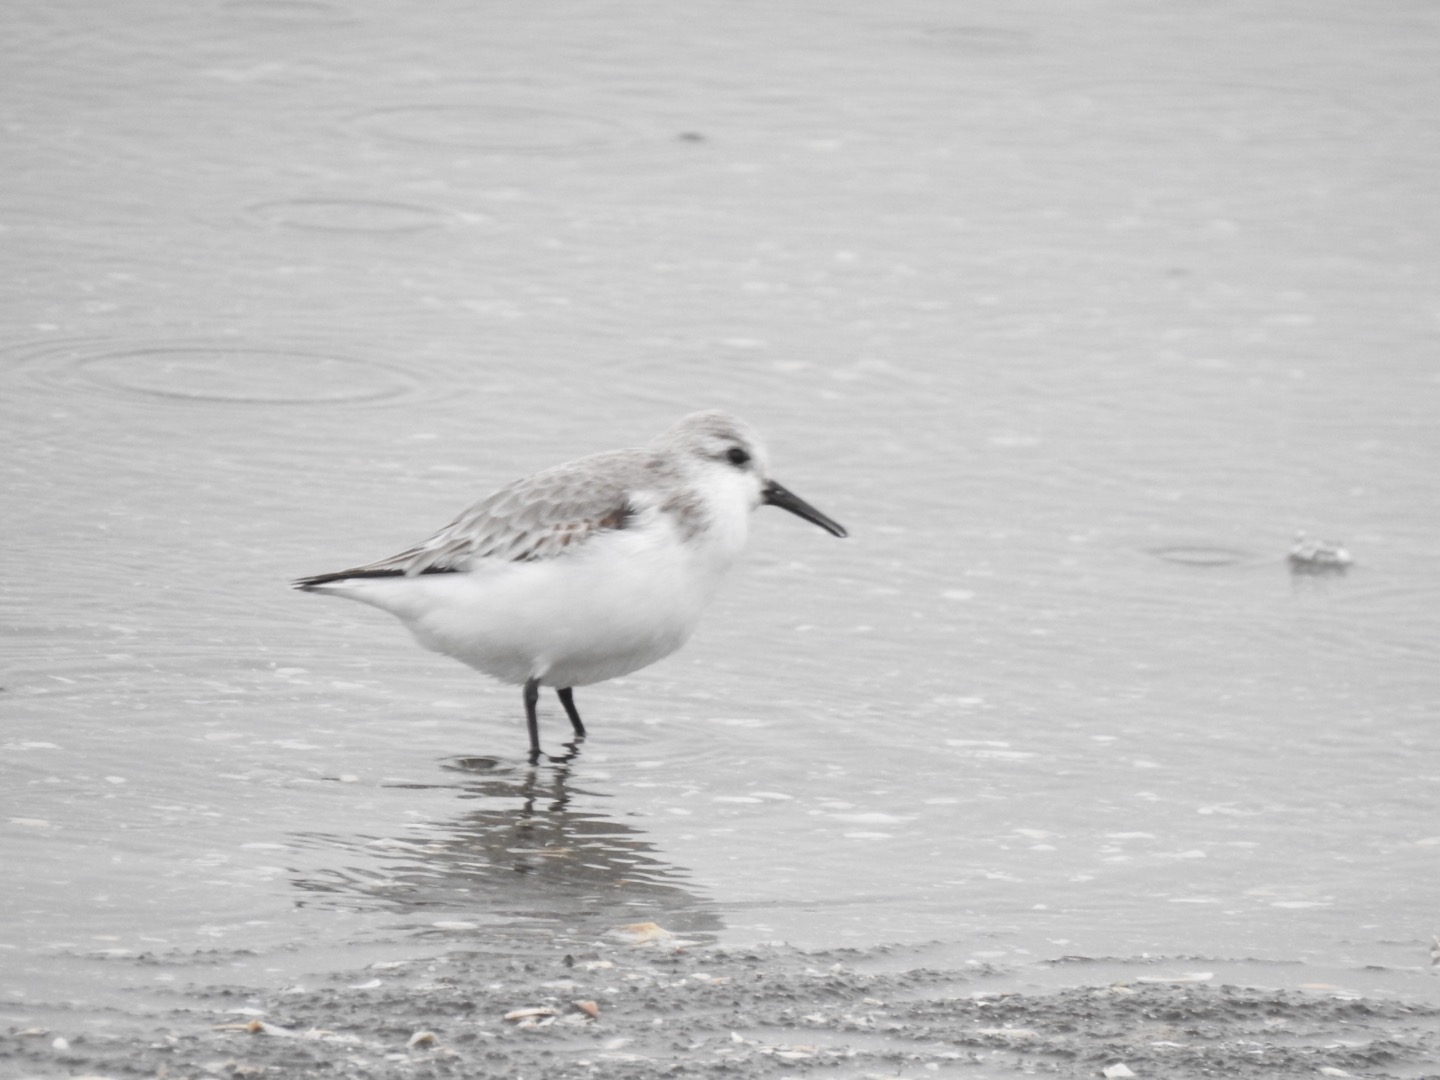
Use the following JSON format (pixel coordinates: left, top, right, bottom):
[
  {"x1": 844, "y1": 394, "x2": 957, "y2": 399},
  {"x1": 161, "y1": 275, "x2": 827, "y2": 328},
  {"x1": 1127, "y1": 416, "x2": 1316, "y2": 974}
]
[{"x1": 294, "y1": 411, "x2": 847, "y2": 759}]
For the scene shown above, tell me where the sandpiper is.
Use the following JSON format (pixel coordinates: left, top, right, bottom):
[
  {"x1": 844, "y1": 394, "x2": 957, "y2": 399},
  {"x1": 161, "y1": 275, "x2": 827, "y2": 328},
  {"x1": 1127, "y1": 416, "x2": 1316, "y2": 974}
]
[{"x1": 294, "y1": 411, "x2": 847, "y2": 759}]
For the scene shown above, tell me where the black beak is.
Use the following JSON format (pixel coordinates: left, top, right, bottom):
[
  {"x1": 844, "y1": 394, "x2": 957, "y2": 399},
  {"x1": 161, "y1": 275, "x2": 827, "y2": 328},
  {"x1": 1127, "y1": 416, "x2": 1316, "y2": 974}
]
[{"x1": 762, "y1": 479, "x2": 848, "y2": 538}]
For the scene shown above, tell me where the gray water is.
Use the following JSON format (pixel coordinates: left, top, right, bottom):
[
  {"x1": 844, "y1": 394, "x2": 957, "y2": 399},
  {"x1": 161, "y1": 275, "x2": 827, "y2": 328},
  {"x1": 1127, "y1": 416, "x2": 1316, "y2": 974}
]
[{"x1": 4, "y1": 0, "x2": 1439, "y2": 1021}]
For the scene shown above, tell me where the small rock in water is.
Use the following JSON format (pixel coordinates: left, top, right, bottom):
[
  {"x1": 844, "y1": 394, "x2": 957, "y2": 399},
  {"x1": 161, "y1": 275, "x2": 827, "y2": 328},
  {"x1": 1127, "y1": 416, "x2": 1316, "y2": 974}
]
[
  {"x1": 503, "y1": 1006, "x2": 558, "y2": 1028},
  {"x1": 244, "y1": 1018, "x2": 297, "y2": 1037},
  {"x1": 1102, "y1": 1064, "x2": 1136, "y2": 1079},
  {"x1": 606, "y1": 921, "x2": 675, "y2": 946},
  {"x1": 1288, "y1": 532, "x2": 1352, "y2": 572}
]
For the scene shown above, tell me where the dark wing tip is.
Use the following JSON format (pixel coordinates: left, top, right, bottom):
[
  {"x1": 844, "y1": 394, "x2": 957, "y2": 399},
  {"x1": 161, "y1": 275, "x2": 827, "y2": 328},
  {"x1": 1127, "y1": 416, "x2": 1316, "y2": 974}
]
[
  {"x1": 292, "y1": 566, "x2": 460, "y2": 590},
  {"x1": 292, "y1": 571, "x2": 347, "y2": 591}
]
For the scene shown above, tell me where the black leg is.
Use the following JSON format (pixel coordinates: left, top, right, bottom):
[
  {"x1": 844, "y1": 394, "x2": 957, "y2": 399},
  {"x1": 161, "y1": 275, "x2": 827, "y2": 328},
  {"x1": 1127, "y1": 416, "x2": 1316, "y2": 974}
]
[
  {"x1": 556, "y1": 687, "x2": 586, "y2": 738},
  {"x1": 523, "y1": 678, "x2": 541, "y2": 762}
]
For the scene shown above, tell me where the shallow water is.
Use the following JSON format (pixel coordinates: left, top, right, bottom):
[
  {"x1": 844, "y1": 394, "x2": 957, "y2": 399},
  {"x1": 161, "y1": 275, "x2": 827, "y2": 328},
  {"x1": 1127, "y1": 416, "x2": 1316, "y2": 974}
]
[{"x1": 4, "y1": 0, "x2": 1440, "y2": 1024}]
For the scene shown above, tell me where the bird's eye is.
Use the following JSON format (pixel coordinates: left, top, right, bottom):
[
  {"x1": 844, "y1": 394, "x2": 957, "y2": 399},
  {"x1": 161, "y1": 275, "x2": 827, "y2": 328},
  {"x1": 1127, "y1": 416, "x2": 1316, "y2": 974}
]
[{"x1": 726, "y1": 446, "x2": 751, "y2": 468}]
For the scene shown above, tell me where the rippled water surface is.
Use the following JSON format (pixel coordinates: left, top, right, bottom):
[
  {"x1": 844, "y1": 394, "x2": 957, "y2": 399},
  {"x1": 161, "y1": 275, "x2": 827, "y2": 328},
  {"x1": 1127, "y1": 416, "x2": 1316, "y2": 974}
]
[{"x1": 4, "y1": 0, "x2": 1439, "y2": 1020}]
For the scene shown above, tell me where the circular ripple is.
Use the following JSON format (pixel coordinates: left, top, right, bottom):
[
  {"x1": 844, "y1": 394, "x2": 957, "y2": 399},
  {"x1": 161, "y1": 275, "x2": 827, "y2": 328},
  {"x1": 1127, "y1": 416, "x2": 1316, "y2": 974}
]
[
  {"x1": 1030, "y1": 81, "x2": 1379, "y2": 143},
  {"x1": 62, "y1": 346, "x2": 419, "y2": 405},
  {"x1": 1146, "y1": 544, "x2": 1260, "y2": 568},
  {"x1": 244, "y1": 198, "x2": 451, "y2": 233},
  {"x1": 349, "y1": 103, "x2": 630, "y2": 153}
]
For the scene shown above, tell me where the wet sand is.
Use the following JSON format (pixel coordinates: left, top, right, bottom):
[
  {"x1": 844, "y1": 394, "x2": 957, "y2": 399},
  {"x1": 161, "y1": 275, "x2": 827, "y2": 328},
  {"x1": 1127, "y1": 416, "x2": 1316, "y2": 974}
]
[{"x1": 7, "y1": 932, "x2": 1437, "y2": 1079}]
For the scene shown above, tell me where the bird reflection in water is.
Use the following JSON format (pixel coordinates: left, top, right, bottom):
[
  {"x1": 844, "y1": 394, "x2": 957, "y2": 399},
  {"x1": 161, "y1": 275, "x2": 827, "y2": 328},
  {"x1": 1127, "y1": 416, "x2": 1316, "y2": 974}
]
[{"x1": 291, "y1": 755, "x2": 720, "y2": 939}]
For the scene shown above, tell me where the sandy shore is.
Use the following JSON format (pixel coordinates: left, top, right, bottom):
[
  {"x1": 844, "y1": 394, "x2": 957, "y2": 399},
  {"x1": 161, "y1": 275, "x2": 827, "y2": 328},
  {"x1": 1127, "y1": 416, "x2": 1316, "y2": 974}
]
[{"x1": 6, "y1": 928, "x2": 1437, "y2": 1079}]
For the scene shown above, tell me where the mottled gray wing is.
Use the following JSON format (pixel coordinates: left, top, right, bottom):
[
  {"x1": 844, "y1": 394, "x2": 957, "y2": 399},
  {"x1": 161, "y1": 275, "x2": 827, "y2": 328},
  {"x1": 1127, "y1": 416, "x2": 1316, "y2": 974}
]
[{"x1": 295, "y1": 449, "x2": 647, "y2": 587}]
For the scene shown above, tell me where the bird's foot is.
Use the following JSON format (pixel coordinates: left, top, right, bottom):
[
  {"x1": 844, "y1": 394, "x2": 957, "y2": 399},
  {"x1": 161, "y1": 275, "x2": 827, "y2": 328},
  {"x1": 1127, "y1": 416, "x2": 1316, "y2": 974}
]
[{"x1": 527, "y1": 738, "x2": 584, "y2": 766}]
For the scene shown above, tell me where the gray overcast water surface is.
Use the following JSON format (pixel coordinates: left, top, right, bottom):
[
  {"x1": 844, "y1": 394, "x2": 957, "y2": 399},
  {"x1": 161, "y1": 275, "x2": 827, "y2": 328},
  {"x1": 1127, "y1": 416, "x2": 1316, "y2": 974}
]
[{"x1": 4, "y1": 0, "x2": 1439, "y2": 1020}]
